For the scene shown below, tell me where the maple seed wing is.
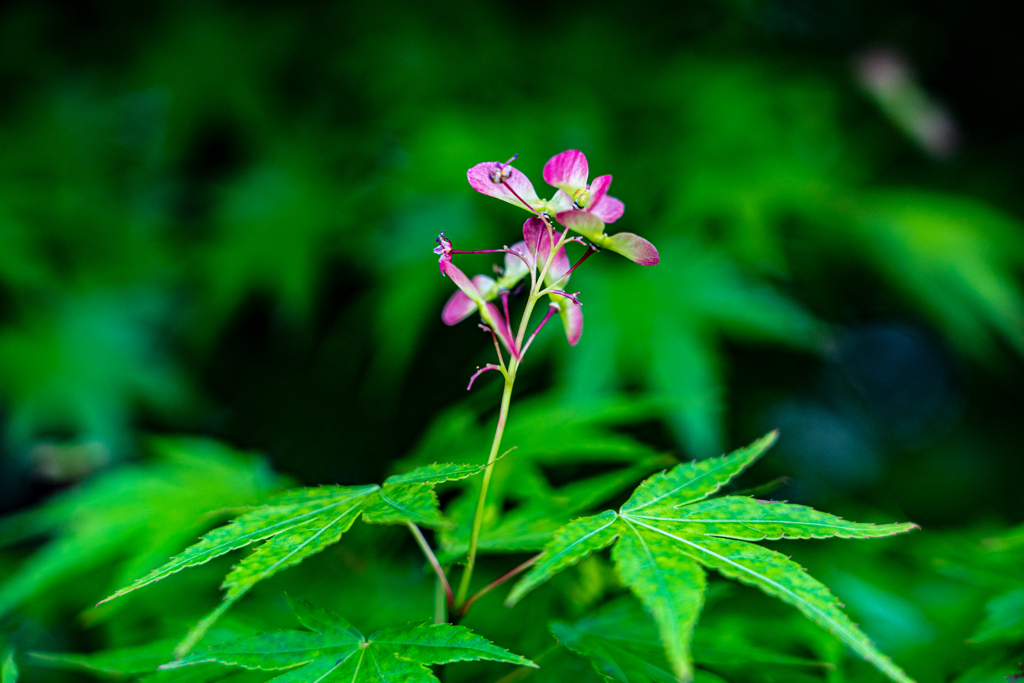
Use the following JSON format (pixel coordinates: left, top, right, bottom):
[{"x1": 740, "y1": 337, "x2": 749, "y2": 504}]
[
  {"x1": 613, "y1": 521, "x2": 706, "y2": 682},
  {"x1": 665, "y1": 497, "x2": 919, "y2": 541},
  {"x1": 620, "y1": 431, "x2": 778, "y2": 514},
  {"x1": 506, "y1": 510, "x2": 621, "y2": 606}
]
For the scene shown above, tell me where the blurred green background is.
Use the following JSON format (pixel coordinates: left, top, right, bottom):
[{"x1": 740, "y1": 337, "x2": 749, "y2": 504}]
[{"x1": 1, "y1": 1, "x2": 1023, "y2": 681}]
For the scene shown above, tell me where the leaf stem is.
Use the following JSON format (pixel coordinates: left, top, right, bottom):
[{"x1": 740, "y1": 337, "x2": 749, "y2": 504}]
[
  {"x1": 459, "y1": 553, "x2": 541, "y2": 617},
  {"x1": 407, "y1": 521, "x2": 453, "y2": 610}
]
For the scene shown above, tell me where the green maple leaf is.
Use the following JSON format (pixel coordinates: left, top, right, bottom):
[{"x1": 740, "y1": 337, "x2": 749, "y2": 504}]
[
  {"x1": 506, "y1": 431, "x2": 918, "y2": 683},
  {"x1": 100, "y1": 462, "x2": 481, "y2": 655},
  {"x1": 164, "y1": 598, "x2": 534, "y2": 683},
  {"x1": 362, "y1": 463, "x2": 485, "y2": 528}
]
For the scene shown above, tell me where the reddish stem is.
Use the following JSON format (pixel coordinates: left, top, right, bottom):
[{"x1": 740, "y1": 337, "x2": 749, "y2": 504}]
[
  {"x1": 459, "y1": 554, "x2": 542, "y2": 617},
  {"x1": 549, "y1": 243, "x2": 600, "y2": 288},
  {"x1": 502, "y1": 181, "x2": 539, "y2": 215},
  {"x1": 407, "y1": 522, "x2": 454, "y2": 609},
  {"x1": 548, "y1": 290, "x2": 582, "y2": 306}
]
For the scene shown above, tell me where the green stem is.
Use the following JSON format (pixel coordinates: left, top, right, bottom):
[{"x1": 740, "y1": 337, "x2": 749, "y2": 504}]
[
  {"x1": 455, "y1": 376, "x2": 515, "y2": 607},
  {"x1": 453, "y1": 223, "x2": 570, "y2": 609}
]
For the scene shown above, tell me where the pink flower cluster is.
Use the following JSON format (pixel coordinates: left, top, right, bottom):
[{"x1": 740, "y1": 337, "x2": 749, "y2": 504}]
[{"x1": 434, "y1": 150, "x2": 659, "y2": 381}]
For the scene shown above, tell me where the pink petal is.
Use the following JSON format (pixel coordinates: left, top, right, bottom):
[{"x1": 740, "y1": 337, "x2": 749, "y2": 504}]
[
  {"x1": 441, "y1": 259, "x2": 482, "y2": 300},
  {"x1": 590, "y1": 194, "x2": 624, "y2": 224},
  {"x1": 555, "y1": 209, "x2": 606, "y2": 240},
  {"x1": 482, "y1": 301, "x2": 519, "y2": 358},
  {"x1": 542, "y1": 150, "x2": 589, "y2": 193},
  {"x1": 603, "y1": 232, "x2": 659, "y2": 266},
  {"x1": 523, "y1": 216, "x2": 547, "y2": 261},
  {"x1": 588, "y1": 175, "x2": 612, "y2": 209},
  {"x1": 467, "y1": 162, "x2": 540, "y2": 211},
  {"x1": 555, "y1": 296, "x2": 583, "y2": 346},
  {"x1": 442, "y1": 290, "x2": 478, "y2": 325}
]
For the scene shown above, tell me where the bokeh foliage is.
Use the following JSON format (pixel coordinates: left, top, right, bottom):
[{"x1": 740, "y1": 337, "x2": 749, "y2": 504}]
[{"x1": 1, "y1": 0, "x2": 1023, "y2": 681}]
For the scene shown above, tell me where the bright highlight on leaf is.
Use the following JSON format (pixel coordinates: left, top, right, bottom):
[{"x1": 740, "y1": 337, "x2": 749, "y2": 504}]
[
  {"x1": 163, "y1": 597, "x2": 534, "y2": 683},
  {"x1": 508, "y1": 432, "x2": 919, "y2": 683}
]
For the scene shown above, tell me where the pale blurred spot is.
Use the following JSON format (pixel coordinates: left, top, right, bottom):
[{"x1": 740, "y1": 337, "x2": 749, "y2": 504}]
[
  {"x1": 856, "y1": 47, "x2": 959, "y2": 159},
  {"x1": 30, "y1": 440, "x2": 112, "y2": 482}
]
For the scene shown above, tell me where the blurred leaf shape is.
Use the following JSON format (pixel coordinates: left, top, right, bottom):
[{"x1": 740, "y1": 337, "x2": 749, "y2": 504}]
[
  {"x1": 31, "y1": 641, "x2": 178, "y2": 677},
  {"x1": 0, "y1": 292, "x2": 189, "y2": 453},
  {"x1": 0, "y1": 438, "x2": 281, "y2": 620},
  {"x1": 562, "y1": 242, "x2": 823, "y2": 457},
  {"x1": 507, "y1": 432, "x2": 918, "y2": 683},
  {"x1": 970, "y1": 588, "x2": 1024, "y2": 643},
  {"x1": 199, "y1": 160, "x2": 351, "y2": 329},
  {"x1": 848, "y1": 191, "x2": 1024, "y2": 360},
  {"x1": 1, "y1": 649, "x2": 16, "y2": 683}
]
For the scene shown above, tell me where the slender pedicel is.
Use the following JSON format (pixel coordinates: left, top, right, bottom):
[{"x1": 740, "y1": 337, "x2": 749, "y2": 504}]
[
  {"x1": 459, "y1": 553, "x2": 542, "y2": 617},
  {"x1": 546, "y1": 290, "x2": 582, "y2": 306},
  {"x1": 548, "y1": 243, "x2": 599, "y2": 288},
  {"x1": 478, "y1": 324, "x2": 508, "y2": 370},
  {"x1": 451, "y1": 249, "x2": 508, "y2": 255},
  {"x1": 467, "y1": 364, "x2": 502, "y2": 391}
]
